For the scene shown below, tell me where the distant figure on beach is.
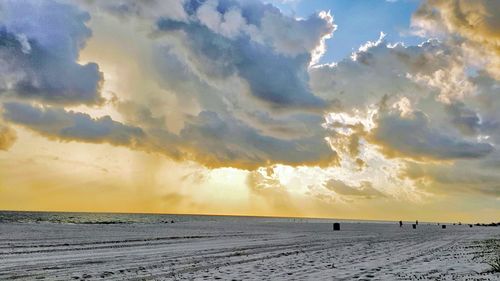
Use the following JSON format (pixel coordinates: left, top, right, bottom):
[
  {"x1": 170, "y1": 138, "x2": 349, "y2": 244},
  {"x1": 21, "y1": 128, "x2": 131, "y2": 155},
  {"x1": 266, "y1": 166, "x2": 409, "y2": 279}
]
[
  {"x1": 399, "y1": 220, "x2": 403, "y2": 227},
  {"x1": 416, "y1": 220, "x2": 418, "y2": 225}
]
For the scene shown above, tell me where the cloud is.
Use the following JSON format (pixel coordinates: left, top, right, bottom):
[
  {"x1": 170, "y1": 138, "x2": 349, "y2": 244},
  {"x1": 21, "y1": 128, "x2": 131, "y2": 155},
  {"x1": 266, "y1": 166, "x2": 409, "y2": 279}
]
[
  {"x1": 0, "y1": 0, "x2": 499, "y2": 207},
  {"x1": 3, "y1": 101, "x2": 337, "y2": 169},
  {"x1": 93, "y1": 0, "x2": 188, "y2": 22},
  {"x1": 446, "y1": 102, "x2": 481, "y2": 136},
  {"x1": 83, "y1": 0, "x2": 339, "y2": 169},
  {"x1": 196, "y1": 0, "x2": 247, "y2": 39},
  {"x1": 259, "y1": 9, "x2": 335, "y2": 63},
  {"x1": 155, "y1": 0, "x2": 335, "y2": 108},
  {"x1": 325, "y1": 179, "x2": 386, "y2": 199},
  {"x1": 0, "y1": 0, "x2": 103, "y2": 105},
  {"x1": 0, "y1": 122, "x2": 16, "y2": 150},
  {"x1": 310, "y1": 33, "x2": 497, "y2": 163},
  {"x1": 402, "y1": 156, "x2": 500, "y2": 197},
  {"x1": 3, "y1": 102, "x2": 144, "y2": 146},
  {"x1": 178, "y1": 111, "x2": 337, "y2": 169},
  {"x1": 466, "y1": 74, "x2": 500, "y2": 145},
  {"x1": 308, "y1": 25, "x2": 500, "y2": 200},
  {"x1": 369, "y1": 109, "x2": 494, "y2": 160},
  {"x1": 310, "y1": 37, "x2": 463, "y2": 111},
  {"x1": 412, "y1": 0, "x2": 500, "y2": 80}
]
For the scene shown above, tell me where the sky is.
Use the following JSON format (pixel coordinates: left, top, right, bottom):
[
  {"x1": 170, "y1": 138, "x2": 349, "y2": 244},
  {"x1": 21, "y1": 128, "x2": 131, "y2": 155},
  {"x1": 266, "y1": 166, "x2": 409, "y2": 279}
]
[{"x1": 0, "y1": 0, "x2": 499, "y2": 223}]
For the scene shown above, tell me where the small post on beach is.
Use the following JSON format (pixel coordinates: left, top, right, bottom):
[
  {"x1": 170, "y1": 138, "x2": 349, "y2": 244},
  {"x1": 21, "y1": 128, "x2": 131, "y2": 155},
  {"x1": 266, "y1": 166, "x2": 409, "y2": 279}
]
[
  {"x1": 333, "y1": 222, "x2": 340, "y2": 231},
  {"x1": 442, "y1": 225, "x2": 446, "y2": 229},
  {"x1": 412, "y1": 224, "x2": 416, "y2": 229}
]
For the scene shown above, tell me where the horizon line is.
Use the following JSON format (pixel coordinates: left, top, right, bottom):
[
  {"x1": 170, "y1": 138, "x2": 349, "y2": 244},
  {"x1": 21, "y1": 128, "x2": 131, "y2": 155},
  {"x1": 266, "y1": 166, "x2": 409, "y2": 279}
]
[{"x1": 0, "y1": 209, "x2": 492, "y2": 225}]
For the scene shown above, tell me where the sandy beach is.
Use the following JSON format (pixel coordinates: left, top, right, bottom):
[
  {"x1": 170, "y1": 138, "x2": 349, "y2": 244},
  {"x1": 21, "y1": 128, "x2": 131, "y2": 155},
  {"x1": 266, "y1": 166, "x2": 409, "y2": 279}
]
[{"x1": 0, "y1": 219, "x2": 498, "y2": 280}]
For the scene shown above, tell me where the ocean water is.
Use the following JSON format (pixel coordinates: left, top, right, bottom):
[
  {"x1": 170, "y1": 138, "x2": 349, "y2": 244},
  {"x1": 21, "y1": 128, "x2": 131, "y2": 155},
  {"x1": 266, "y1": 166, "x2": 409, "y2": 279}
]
[
  {"x1": 0, "y1": 210, "x2": 394, "y2": 225},
  {"x1": 0, "y1": 211, "x2": 222, "y2": 224}
]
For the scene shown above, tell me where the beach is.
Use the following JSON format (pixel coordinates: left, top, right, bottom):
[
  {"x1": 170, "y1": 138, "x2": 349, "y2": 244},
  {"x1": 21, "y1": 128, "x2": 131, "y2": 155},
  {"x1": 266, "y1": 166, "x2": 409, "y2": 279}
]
[{"x1": 0, "y1": 215, "x2": 499, "y2": 280}]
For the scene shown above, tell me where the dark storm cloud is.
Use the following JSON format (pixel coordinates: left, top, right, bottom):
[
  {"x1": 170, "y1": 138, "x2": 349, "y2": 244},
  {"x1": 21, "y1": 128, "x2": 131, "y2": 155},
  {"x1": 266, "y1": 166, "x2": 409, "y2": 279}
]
[
  {"x1": 3, "y1": 102, "x2": 337, "y2": 169},
  {"x1": 178, "y1": 111, "x2": 337, "y2": 168},
  {"x1": 403, "y1": 157, "x2": 500, "y2": 197},
  {"x1": 3, "y1": 102, "x2": 144, "y2": 146},
  {"x1": 155, "y1": 0, "x2": 334, "y2": 108},
  {"x1": 0, "y1": 0, "x2": 103, "y2": 105},
  {"x1": 370, "y1": 110, "x2": 494, "y2": 160},
  {"x1": 446, "y1": 102, "x2": 481, "y2": 136}
]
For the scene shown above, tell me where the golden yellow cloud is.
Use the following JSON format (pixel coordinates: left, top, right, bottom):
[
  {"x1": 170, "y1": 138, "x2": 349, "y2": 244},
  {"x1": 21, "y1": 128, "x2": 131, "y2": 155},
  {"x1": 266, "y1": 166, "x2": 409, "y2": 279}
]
[
  {"x1": 413, "y1": 0, "x2": 500, "y2": 79},
  {"x1": 0, "y1": 124, "x2": 16, "y2": 151}
]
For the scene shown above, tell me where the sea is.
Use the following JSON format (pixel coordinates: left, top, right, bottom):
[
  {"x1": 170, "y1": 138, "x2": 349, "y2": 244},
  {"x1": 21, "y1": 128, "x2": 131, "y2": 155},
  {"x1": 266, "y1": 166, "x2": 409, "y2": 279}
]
[{"x1": 0, "y1": 210, "x2": 395, "y2": 225}]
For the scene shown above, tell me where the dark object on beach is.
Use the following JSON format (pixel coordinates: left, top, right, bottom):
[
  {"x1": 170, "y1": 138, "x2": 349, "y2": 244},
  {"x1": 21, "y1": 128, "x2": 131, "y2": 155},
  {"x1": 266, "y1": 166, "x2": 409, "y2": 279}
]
[
  {"x1": 416, "y1": 220, "x2": 418, "y2": 225},
  {"x1": 442, "y1": 225, "x2": 446, "y2": 229},
  {"x1": 333, "y1": 223, "x2": 340, "y2": 231},
  {"x1": 412, "y1": 224, "x2": 416, "y2": 229},
  {"x1": 171, "y1": 220, "x2": 175, "y2": 224},
  {"x1": 458, "y1": 222, "x2": 462, "y2": 225},
  {"x1": 399, "y1": 220, "x2": 403, "y2": 227},
  {"x1": 469, "y1": 224, "x2": 473, "y2": 228}
]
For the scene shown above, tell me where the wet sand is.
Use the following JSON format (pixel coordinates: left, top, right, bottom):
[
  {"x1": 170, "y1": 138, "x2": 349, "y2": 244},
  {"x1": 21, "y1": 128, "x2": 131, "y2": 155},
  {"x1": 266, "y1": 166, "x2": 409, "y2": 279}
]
[{"x1": 0, "y1": 221, "x2": 498, "y2": 280}]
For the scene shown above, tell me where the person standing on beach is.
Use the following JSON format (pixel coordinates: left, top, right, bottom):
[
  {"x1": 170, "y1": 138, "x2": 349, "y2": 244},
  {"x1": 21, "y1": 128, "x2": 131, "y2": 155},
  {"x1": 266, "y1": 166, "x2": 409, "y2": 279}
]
[{"x1": 399, "y1": 220, "x2": 403, "y2": 227}]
